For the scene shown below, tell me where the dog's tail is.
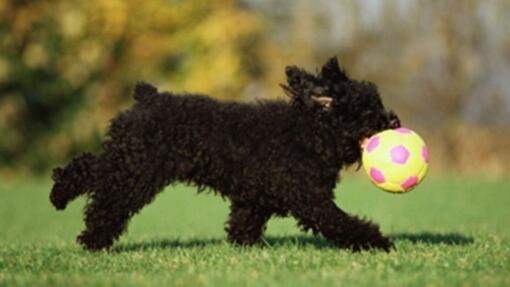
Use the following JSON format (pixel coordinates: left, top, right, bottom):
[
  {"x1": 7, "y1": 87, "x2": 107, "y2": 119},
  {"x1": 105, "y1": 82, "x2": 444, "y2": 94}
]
[
  {"x1": 50, "y1": 153, "x2": 100, "y2": 210},
  {"x1": 133, "y1": 82, "x2": 158, "y2": 102}
]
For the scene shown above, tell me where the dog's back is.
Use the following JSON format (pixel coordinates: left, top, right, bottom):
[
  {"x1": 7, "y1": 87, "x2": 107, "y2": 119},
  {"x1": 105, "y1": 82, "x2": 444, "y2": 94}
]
[{"x1": 110, "y1": 85, "x2": 320, "y2": 196}]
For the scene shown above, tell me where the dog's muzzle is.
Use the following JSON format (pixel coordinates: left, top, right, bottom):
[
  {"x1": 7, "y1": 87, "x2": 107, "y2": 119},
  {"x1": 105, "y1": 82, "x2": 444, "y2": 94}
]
[{"x1": 387, "y1": 111, "x2": 401, "y2": 129}]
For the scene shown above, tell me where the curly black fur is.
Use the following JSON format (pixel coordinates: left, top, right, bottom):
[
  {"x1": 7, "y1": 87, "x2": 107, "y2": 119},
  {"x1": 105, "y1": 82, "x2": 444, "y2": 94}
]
[{"x1": 50, "y1": 57, "x2": 401, "y2": 252}]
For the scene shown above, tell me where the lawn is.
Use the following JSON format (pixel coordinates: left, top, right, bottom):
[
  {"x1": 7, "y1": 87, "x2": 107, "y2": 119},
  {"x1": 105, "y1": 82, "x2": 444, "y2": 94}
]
[{"x1": 0, "y1": 176, "x2": 509, "y2": 287}]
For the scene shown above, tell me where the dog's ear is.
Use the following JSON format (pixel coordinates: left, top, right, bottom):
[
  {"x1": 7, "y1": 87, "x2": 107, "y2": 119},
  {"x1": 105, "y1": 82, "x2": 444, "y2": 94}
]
[
  {"x1": 320, "y1": 57, "x2": 350, "y2": 83},
  {"x1": 283, "y1": 66, "x2": 318, "y2": 94},
  {"x1": 282, "y1": 66, "x2": 323, "y2": 108},
  {"x1": 282, "y1": 62, "x2": 339, "y2": 110}
]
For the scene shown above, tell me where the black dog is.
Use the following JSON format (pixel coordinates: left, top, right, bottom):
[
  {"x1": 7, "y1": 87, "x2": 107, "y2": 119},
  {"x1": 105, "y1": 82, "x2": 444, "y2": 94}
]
[{"x1": 50, "y1": 57, "x2": 400, "y2": 251}]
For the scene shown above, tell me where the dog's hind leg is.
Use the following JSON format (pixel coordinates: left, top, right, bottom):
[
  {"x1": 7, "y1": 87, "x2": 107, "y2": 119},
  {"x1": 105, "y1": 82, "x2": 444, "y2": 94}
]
[
  {"x1": 226, "y1": 201, "x2": 272, "y2": 246},
  {"x1": 291, "y1": 199, "x2": 393, "y2": 252},
  {"x1": 77, "y1": 172, "x2": 162, "y2": 251},
  {"x1": 50, "y1": 153, "x2": 100, "y2": 210}
]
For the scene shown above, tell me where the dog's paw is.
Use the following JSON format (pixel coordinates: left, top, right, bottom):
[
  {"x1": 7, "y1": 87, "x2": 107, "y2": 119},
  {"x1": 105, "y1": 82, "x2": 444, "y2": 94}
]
[
  {"x1": 340, "y1": 220, "x2": 394, "y2": 252},
  {"x1": 77, "y1": 231, "x2": 114, "y2": 251},
  {"x1": 349, "y1": 232, "x2": 394, "y2": 252}
]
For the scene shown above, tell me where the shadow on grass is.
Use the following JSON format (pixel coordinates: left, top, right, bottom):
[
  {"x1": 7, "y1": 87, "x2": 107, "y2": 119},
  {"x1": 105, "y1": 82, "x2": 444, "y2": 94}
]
[
  {"x1": 390, "y1": 232, "x2": 474, "y2": 245},
  {"x1": 114, "y1": 235, "x2": 334, "y2": 252},
  {"x1": 114, "y1": 232, "x2": 473, "y2": 252},
  {"x1": 114, "y1": 237, "x2": 224, "y2": 252}
]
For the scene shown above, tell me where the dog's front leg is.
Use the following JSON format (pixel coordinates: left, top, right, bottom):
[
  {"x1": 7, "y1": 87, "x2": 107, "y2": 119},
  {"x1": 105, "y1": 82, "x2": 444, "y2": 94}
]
[
  {"x1": 291, "y1": 199, "x2": 393, "y2": 252},
  {"x1": 225, "y1": 201, "x2": 272, "y2": 246}
]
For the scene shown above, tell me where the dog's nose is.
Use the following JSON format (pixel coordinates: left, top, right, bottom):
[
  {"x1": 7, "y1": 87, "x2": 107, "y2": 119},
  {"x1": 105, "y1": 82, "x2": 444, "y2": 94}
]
[{"x1": 388, "y1": 111, "x2": 401, "y2": 129}]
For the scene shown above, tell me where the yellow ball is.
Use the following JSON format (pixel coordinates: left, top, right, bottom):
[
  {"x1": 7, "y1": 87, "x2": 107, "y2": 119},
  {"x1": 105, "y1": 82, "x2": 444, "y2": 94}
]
[{"x1": 361, "y1": 127, "x2": 429, "y2": 193}]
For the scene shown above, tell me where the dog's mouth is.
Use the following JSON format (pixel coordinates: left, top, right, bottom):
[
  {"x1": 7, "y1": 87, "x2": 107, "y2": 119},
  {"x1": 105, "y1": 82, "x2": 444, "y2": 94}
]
[
  {"x1": 357, "y1": 112, "x2": 401, "y2": 152},
  {"x1": 362, "y1": 111, "x2": 401, "y2": 141},
  {"x1": 359, "y1": 137, "x2": 369, "y2": 149},
  {"x1": 355, "y1": 132, "x2": 376, "y2": 171},
  {"x1": 358, "y1": 129, "x2": 379, "y2": 146}
]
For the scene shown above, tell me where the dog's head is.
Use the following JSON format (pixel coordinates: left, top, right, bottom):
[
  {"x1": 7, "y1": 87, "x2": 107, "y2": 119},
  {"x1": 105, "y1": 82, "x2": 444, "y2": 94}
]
[{"x1": 282, "y1": 57, "x2": 401, "y2": 141}]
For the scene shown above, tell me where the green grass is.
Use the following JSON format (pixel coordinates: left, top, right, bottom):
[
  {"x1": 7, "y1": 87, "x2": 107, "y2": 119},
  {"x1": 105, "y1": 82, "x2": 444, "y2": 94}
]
[{"x1": 1, "y1": 176, "x2": 509, "y2": 287}]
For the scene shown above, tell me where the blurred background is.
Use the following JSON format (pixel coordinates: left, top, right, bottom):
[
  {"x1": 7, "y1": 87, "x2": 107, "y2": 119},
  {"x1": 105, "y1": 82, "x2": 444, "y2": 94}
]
[{"x1": 1, "y1": 0, "x2": 509, "y2": 178}]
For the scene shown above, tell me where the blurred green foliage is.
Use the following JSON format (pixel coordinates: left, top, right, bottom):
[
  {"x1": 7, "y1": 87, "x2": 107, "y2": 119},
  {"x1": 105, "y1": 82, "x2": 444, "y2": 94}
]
[{"x1": 0, "y1": 0, "x2": 268, "y2": 173}]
